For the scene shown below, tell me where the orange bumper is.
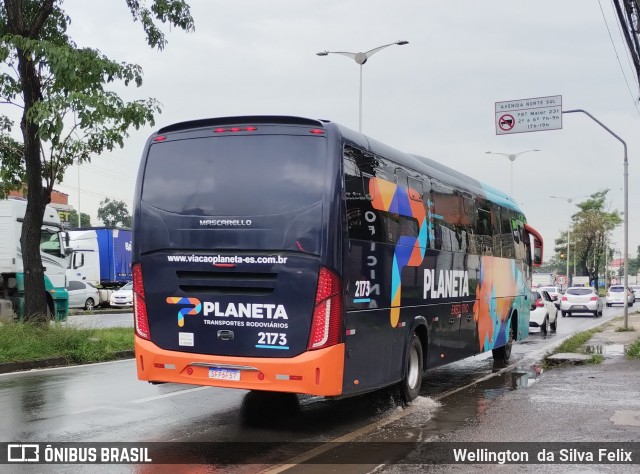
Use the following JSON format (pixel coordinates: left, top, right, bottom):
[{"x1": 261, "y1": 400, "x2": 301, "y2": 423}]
[{"x1": 135, "y1": 336, "x2": 345, "y2": 397}]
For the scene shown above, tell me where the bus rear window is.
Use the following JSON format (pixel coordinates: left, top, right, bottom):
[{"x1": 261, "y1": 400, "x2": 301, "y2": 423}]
[{"x1": 142, "y1": 135, "x2": 327, "y2": 216}]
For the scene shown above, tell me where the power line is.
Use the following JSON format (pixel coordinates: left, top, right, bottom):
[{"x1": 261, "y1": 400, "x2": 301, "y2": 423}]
[
  {"x1": 598, "y1": 0, "x2": 640, "y2": 116},
  {"x1": 57, "y1": 183, "x2": 133, "y2": 204},
  {"x1": 610, "y1": 0, "x2": 640, "y2": 85}
]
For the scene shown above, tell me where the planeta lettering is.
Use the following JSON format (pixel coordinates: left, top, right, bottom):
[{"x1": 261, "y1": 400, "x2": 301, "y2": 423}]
[
  {"x1": 423, "y1": 270, "x2": 469, "y2": 299},
  {"x1": 202, "y1": 302, "x2": 288, "y2": 319}
]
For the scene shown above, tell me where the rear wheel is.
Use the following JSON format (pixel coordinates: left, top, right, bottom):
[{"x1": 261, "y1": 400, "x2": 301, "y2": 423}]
[
  {"x1": 550, "y1": 315, "x2": 557, "y2": 331},
  {"x1": 492, "y1": 322, "x2": 514, "y2": 363},
  {"x1": 84, "y1": 298, "x2": 95, "y2": 311},
  {"x1": 540, "y1": 316, "x2": 549, "y2": 336},
  {"x1": 399, "y1": 334, "x2": 423, "y2": 403},
  {"x1": 561, "y1": 311, "x2": 567, "y2": 317},
  {"x1": 592, "y1": 310, "x2": 598, "y2": 318}
]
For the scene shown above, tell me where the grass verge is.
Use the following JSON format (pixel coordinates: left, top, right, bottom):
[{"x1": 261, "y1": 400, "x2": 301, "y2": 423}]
[
  {"x1": 544, "y1": 327, "x2": 604, "y2": 367},
  {"x1": 627, "y1": 339, "x2": 640, "y2": 359},
  {"x1": 552, "y1": 328, "x2": 601, "y2": 354},
  {"x1": 0, "y1": 322, "x2": 133, "y2": 365}
]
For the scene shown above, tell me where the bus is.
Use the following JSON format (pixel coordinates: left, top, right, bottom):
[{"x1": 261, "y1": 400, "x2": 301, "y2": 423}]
[{"x1": 132, "y1": 116, "x2": 543, "y2": 402}]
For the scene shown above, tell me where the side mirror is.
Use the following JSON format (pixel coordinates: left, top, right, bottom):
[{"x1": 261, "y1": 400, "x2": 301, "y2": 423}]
[{"x1": 524, "y1": 224, "x2": 544, "y2": 268}]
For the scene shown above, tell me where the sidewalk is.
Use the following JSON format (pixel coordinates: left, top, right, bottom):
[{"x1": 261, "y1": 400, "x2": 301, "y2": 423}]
[
  {"x1": 447, "y1": 311, "x2": 640, "y2": 443},
  {"x1": 379, "y1": 312, "x2": 640, "y2": 473}
]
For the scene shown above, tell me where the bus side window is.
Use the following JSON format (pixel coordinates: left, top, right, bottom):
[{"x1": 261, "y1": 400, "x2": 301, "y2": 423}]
[
  {"x1": 498, "y1": 207, "x2": 515, "y2": 258},
  {"x1": 476, "y1": 203, "x2": 493, "y2": 256},
  {"x1": 431, "y1": 183, "x2": 472, "y2": 254},
  {"x1": 463, "y1": 197, "x2": 478, "y2": 255},
  {"x1": 343, "y1": 146, "x2": 383, "y2": 242}
]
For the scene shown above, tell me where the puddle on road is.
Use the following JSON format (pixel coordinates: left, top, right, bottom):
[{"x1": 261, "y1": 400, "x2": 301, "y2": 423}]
[
  {"x1": 361, "y1": 364, "x2": 543, "y2": 444},
  {"x1": 584, "y1": 344, "x2": 626, "y2": 356}
]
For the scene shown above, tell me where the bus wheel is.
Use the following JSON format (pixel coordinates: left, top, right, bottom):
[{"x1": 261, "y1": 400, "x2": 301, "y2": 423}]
[
  {"x1": 400, "y1": 334, "x2": 423, "y2": 403},
  {"x1": 492, "y1": 323, "x2": 514, "y2": 364}
]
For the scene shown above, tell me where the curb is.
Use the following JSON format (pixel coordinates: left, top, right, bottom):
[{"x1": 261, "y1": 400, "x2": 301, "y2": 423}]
[
  {"x1": 0, "y1": 350, "x2": 134, "y2": 375},
  {"x1": 541, "y1": 312, "x2": 640, "y2": 366},
  {"x1": 69, "y1": 309, "x2": 133, "y2": 316}
]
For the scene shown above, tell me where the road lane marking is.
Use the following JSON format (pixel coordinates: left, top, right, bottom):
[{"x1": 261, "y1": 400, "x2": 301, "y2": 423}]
[
  {"x1": 131, "y1": 386, "x2": 211, "y2": 403},
  {"x1": 0, "y1": 358, "x2": 133, "y2": 377}
]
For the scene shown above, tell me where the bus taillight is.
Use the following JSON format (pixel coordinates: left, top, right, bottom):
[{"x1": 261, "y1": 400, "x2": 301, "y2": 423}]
[
  {"x1": 133, "y1": 263, "x2": 151, "y2": 340},
  {"x1": 308, "y1": 267, "x2": 343, "y2": 351}
]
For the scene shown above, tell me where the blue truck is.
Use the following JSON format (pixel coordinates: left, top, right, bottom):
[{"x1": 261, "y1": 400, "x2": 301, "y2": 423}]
[{"x1": 67, "y1": 227, "x2": 132, "y2": 289}]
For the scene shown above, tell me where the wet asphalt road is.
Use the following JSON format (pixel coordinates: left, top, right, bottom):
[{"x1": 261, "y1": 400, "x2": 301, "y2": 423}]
[
  {"x1": 0, "y1": 306, "x2": 629, "y2": 471},
  {"x1": 63, "y1": 312, "x2": 133, "y2": 329}
]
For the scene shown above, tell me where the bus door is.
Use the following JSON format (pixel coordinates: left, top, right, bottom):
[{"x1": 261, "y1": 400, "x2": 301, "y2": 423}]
[
  {"x1": 342, "y1": 147, "x2": 406, "y2": 393},
  {"x1": 457, "y1": 195, "x2": 479, "y2": 359},
  {"x1": 428, "y1": 181, "x2": 464, "y2": 365}
]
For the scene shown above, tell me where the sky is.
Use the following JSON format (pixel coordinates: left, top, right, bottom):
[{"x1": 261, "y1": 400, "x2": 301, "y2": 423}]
[{"x1": 44, "y1": 0, "x2": 640, "y2": 259}]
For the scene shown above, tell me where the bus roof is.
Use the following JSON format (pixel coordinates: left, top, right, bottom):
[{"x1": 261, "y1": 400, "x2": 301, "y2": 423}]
[{"x1": 150, "y1": 115, "x2": 522, "y2": 214}]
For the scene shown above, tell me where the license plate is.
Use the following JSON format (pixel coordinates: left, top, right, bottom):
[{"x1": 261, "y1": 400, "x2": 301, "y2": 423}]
[
  {"x1": 573, "y1": 305, "x2": 586, "y2": 310},
  {"x1": 209, "y1": 368, "x2": 240, "y2": 381}
]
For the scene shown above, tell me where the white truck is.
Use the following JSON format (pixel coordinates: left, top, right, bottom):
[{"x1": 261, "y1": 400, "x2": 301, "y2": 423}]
[
  {"x1": 532, "y1": 272, "x2": 554, "y2": 288},
  {"x1": 0, "y1": 198, "x2": 69, "y2": 320},
  {"x1": 572, "y1": 276, "x2": 590, "y2": 287},
  {"x1": 66, "y1": 228, "x2": 132, "y2": 306}
]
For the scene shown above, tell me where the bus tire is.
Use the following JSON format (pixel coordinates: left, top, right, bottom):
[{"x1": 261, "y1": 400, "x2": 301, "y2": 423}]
[
  {"x1": 492, "y1": 322, "x2": 514, "y2": 364},
  {"x1": 399, "y1": 334, "x2": 423, "y2": 403}
]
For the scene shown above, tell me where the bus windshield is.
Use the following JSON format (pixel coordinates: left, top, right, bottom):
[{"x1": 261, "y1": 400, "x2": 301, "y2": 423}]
[{"x1": 142, "y1": 135, "x2": 327, "y2": 216}]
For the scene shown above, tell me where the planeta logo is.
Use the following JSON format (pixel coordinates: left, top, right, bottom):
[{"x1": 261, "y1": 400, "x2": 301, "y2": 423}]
[{"x1": 166, "y1": 297, "x2": 201, "y2": 327}]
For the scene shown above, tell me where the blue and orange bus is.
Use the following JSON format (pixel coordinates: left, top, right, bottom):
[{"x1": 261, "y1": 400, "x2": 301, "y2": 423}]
[{"x1": 132, "y1": 116, "x2": 543, "y2": 402}]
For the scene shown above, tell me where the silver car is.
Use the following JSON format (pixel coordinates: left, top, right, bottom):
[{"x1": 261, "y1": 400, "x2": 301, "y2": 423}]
[
  {"x1": 66, "y1": 280, "x2": 100, "y2": 310},
  {"x1": 605, "y1": 285, "x2": 635, "y2": 307},
  {"x1": 560, "y1": 286, "x2": 603, "y2": 317},
  {"x1": 109, "y1": 282, "x2": 133, "y2": 307}
]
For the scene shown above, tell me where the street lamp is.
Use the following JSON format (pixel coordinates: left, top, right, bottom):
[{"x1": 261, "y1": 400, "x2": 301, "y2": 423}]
[
  {"x1": 550, "y1": 195, "x2": 588, "y2": 285},
  {"x1": 316, "y1": 40, "x2": 409, "y2": 133},
  {"x1": 485, "y1": 149, "x2": 540, "y2": 197}
]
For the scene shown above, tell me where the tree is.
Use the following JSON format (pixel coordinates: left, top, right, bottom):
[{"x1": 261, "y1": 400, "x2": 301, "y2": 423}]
[
  {"x1": 97, "y1": 198, "x2": 131, "y2": 228},
  {"x1": 0, "y1": 1, "x2": 194, "y2": 321},
  {"x1": 571, "y1": 191, "x2": 621, "y2": 288},
  {"x1": 550, "y1": 191, "x2": 622, "y2": 288},
  {"x1": 65, "y1": 209, "x2": 91, "y2": 228},
  {"x1": 0, "y1": 116, "x2": 24, "y2": 198}
]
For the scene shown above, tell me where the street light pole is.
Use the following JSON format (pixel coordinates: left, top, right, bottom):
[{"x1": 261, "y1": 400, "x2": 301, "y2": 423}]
[
  {"x1": 567, "y1": 226, "x2": 571, "y2": 283},
  {"x1": 317, "y1": 41, "x2": 409, "y2": 133},
  {"x1": 550, "y1": 195, "x2": 589, "y2": 286},
  {"x1": 77, "y1": 161, "x2": 81, "y2": 228},
  {"x1": 562, "y1": 108, "x2": 629, "y2": 328},
  {"x1": 485, "y1": 149, "x2": 541, "y2": 197}
]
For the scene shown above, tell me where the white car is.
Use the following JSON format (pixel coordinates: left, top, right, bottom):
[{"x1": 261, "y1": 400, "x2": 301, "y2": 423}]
[
  {"x1": 560, "y1": 286, "x2": 603, "y2": 317},
  {"x1": 605, "y1": 285, "x2": 635, "y2": 307},
  {"x1": 629, "y1": 285, "x2": 640, "y2": 301},
  {"x1": 109, "y1": 282, "x2": 133, "y2": 307},
  {"x1": 66, "y1": 280, "x2": 100, "y2": 310},
  {"x1": 529, "y1": 289, "x2": 558, "y2": 335},
  {"x1": 539, "y1": 285, "x2": 562, "y2": 308}
]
